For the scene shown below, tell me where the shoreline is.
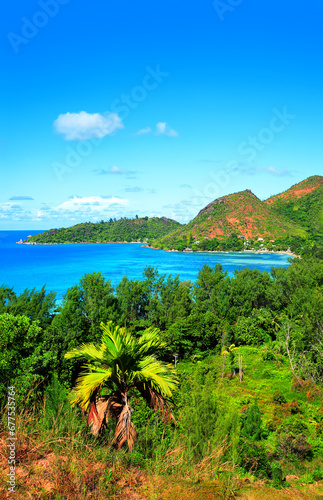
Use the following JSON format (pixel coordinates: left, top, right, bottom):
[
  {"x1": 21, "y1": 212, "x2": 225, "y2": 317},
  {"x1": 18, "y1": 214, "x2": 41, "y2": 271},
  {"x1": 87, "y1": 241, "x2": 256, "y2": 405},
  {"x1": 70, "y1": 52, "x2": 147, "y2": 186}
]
[
  {"x1": 144, "y1": 245, "x2": 299, "y2": 258},
  {"x1": 17, "y1": 241, "x2": 143, "y2": 245},
  {"x1": 17, "y1": 240, "x2": 298, "y2": 258}
]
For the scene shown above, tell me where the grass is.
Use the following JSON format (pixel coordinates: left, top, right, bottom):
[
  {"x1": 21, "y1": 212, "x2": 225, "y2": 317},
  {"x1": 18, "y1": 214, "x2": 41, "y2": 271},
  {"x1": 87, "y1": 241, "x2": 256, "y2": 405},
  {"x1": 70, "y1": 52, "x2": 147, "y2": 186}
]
[
  {"x1": 1, "y1": 348, "x2": 323, "y2": 499},
  {"x1": 1, "y1": 408, "x2": 323, "y2": 499}
]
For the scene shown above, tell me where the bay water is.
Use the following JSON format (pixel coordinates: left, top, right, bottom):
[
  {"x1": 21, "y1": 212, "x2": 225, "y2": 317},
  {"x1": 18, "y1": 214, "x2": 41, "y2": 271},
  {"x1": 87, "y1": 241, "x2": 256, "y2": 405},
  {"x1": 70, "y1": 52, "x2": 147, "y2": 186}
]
[{"x1": 0, "y1": 231, "x2": 291, "y2": 301}]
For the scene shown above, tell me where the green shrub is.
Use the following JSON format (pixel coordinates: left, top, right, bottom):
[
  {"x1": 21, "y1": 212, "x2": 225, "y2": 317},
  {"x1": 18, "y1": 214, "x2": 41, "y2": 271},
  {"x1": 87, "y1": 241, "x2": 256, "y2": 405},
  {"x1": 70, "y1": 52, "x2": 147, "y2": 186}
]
[
  {"x1": 0, "y1": 313, "x2": 52, "y2": 406},
  {"x1": 275, "y1": 430, "x2": 313, "y2": 460},
  {"x1": 273, "y1": 391, "x2": 287, "y2": 404},
  {"x1": 240, "y1": 441, "x2": 271, "y2": 477},
  {"x1": 40, "y1": 374, "x2": 87, "y2": 440},
  {"x1": 262, "y1": 349, "x2": 275, "y2": 361},
  {"x1": 271, "y1": 463, "x2": 283, "y2": 487},
  {"x1": 262, "y1": 369, "x2": 273, "y2": 379},
  {"x1": 312, "y1": 469, "x2": 323, "y2": 481},
  {"x1": 241, "y1": 400, "x2": 263, "y2": 441}
]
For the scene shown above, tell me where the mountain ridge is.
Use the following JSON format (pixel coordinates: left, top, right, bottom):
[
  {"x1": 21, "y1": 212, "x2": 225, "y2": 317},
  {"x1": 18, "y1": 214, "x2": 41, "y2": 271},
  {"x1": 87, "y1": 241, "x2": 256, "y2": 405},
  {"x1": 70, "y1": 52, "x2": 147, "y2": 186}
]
[
  {"x1": 156, "y1": 188, "x2": 307, "y2": 249},
  {"x1": 264, "y1": 175, "x2": 323, "y2": 236},
  {"x1": 23, "y1": 176, "x2": 322, "y2": 247},
  {"x1": 265, "y1": 175, "x2": 323, "y2": 204}
]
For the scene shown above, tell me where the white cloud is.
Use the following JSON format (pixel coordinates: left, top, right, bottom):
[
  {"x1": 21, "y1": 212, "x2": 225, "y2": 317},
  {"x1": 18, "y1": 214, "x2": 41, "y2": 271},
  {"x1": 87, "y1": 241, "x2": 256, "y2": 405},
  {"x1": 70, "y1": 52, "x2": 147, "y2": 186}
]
[
  {"x1": 57, "y1": 196, "x2": 128, "y2": 212},
  {"x1": 54, "y1": 111, "x2": 124, "y2": 140},
  {"x1": 134, "y1": 122, "x2": 178, "y2": 137},
  {"x1": 162, "y1": 197, "x2": 203, "y2": 221},
  {"x1": 110, "y1": 166, "x2": 127, "y2": 174},
  {"x1": 0, "y1": 202, "x2": 22, "y2": 213},
  {"x1": 243, "y1": 165, "x2": 293, "y2": 177},
  {"x1": 0, "y1": 202, "x2": 25, "y2": 220},
  {"x1": 135, "y1": 127, "x2": 152, "y2": 136},
  {"x1": 156, "y1": 122, "x2": 166, "y2": 134},
  {"x1": 0, "y1": 196, "x2": 129, "y2": 223},
  {"x1": 156, "y1": 122, "x2": 178, "y2": 137},
  {"x1": 265, "y1": 166, "x2": 293, "y2": 177},
  {"x1": 125, "y1": 186, "x2": 144, "y2": 193},
  {"x1": 93, "y1": 166, "x2": 137, "y2": 176}
]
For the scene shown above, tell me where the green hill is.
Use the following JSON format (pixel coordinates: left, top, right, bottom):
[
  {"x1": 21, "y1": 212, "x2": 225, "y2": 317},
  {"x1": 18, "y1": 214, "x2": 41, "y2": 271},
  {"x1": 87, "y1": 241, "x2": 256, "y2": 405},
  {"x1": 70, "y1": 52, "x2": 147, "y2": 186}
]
[
  {"x1": 265, "y1": 176, "x2": 323, "y2": 236},
  {"x1": 23, "y1": 177, "x2": 322, "y2": 251},
  {"x1": 152, "y1": 189, "x2": 307, "y2": 250},
  {"x1": 24, "y1": 216, "x2": 182, "y2": 244}
]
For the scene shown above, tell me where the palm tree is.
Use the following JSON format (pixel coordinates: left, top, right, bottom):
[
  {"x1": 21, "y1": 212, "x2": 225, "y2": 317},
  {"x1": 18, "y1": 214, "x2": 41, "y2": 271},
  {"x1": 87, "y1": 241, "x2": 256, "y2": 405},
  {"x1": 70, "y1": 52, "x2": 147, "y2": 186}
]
[
  {"x1": 221, "y1": 344, "x2": 238, "y2": 377},
  {"x1": 64, "y1": 321, "x2": 177, "y2": 450}
]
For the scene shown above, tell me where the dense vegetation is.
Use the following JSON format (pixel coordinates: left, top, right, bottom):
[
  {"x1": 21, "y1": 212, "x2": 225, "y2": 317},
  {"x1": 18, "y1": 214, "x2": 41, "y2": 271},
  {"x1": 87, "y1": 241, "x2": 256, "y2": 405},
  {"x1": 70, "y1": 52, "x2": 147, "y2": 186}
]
[
  {"x1": 21, "y1": 177, "x2": 323, "y2": 266},
  {"x1": 22, "y1": 177, "x2": 323, "y2": 252},
  {"x1": 266, "y1": 175, "x2": 323, "y2": 205},
  {"x1": 1, "y1": 252, "x2": 323, "y2": 498},
  {"x1": 266, "y1": 177, "x2": 323, "y2": 237},
  {"x1": 24, "y1": 216, "x2": 181, "y2": 244},
  {"x1": 150, "y1": 176, "x2": 323, "y2": 252},
  {"x1": 152, "y1": 189, "x2": 307, "y2": 252},
  {"x1": 148, "y1": 233, "x2": 323, "y2": 258}
]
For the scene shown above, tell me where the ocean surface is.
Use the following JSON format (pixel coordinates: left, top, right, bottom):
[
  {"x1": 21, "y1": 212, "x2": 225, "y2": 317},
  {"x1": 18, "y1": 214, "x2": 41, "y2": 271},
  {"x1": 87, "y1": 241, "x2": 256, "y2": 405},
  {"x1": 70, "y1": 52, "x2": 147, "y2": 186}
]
[{"x1": 0, "y1": 231, "x2": 292, "y2": 301}]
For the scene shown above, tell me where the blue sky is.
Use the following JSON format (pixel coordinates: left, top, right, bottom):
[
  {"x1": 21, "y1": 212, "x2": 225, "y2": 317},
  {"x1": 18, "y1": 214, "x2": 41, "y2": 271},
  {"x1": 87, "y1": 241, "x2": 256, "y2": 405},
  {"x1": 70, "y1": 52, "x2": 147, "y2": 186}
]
[{"x1": 1, "y1": 0, "x2": 322, "y2": 229}]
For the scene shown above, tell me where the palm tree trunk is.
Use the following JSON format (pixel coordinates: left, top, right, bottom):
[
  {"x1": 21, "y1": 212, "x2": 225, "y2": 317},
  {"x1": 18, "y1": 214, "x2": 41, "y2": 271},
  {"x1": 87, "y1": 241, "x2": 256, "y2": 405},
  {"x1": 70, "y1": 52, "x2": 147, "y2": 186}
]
[{"x1": 114, "y1": 392, "x2": 137, "y2": 450}]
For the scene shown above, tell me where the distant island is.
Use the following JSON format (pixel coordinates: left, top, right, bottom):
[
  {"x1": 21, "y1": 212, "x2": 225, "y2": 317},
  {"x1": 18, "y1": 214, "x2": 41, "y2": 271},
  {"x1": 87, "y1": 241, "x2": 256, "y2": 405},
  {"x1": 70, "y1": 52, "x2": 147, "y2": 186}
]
[
  {"x1": 21, "y1": 176, "x2": 323, "y2": 258},
  {"x1": 21, "y1": 216, "x2": 181, "y2": 245}
]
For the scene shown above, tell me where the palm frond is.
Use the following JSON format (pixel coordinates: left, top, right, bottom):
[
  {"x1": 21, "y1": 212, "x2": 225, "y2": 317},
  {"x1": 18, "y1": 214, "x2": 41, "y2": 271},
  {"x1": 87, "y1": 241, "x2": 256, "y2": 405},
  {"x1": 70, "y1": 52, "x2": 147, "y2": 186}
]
[
  {"x1": 88, "y1": 394, "x2": 125, "y2": 437},
  {"x1": 64, "y1": 343, "x2": 105, "y2": 362},
  {"x1": 106, "y1": 395, "x2": 124, "y2": 420},
  {"x1": 134, "y1": 358, "x2": 177, "y2": 397},
  {"x1": 136, "y1": 327, "x2": 167, "y2": 356},
  {"x1": 68, "y1": 366, "x2": 113, "y2": 409},
  {"x1": 100, "y1": 321, "x2": 135, "y2": 361},
  {"x1": 88, "y1": 397, "x2": 109, "y2": 437},
  {"x1": 136, "y1": 383, "x2": 176, "y2": 424}
]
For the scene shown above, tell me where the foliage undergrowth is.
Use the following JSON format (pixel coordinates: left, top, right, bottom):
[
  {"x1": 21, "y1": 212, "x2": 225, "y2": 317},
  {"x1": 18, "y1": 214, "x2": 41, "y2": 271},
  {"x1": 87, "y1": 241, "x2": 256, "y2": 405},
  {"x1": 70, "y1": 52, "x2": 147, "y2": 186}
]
[
  {"x1": 1, "y1": 350, "x2": 323, "y2": 499},
  {"x1": 1, "y1": 254, "x2": 323, "y2": 498}
]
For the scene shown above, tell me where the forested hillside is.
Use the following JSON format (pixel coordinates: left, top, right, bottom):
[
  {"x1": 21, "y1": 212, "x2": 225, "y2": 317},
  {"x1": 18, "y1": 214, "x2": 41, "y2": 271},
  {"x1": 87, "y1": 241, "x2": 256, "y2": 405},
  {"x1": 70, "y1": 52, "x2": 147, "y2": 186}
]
[
  {"x1": 150, "y1": 177, "x2": 323, "y2": 254},
  {"x1": 22, "y1": 177, "x2": 322, "y2": 254},
  {"x1": 24, "y1": 216, "x2": 181, "y2": 244},
  {"x1": 151, "y1": 189, "x2": 307, "y2": 251},
  {"x1": 265, "y1": 176, "x2": 323, "y2": 236},
  {"x1": 1, "y1": 254, "x2": 323, "y2": 497}
]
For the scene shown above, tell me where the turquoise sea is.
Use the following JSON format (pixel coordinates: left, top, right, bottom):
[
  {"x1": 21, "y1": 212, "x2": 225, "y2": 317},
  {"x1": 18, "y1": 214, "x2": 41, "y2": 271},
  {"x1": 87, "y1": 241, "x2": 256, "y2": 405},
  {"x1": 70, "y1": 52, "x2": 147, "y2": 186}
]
[{"x1": 0, "y1": 231, "x2": 291, "y2": 301}]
